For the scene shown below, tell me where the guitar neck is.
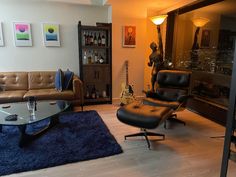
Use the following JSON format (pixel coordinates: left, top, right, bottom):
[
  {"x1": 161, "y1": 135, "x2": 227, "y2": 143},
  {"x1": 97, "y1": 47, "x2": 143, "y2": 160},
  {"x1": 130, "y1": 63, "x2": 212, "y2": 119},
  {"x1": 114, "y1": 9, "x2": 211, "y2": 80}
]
[{"x1": 125, "y1": 61, "x2": 129, "y2": 86}]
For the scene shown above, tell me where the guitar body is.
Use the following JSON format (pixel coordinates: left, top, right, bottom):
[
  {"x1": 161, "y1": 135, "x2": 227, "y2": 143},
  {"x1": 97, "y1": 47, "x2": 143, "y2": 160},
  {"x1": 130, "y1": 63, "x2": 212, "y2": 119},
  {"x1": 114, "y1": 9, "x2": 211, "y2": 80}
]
[{"x1": 120, "y1": 61, "x2": 135, "y2": 105}]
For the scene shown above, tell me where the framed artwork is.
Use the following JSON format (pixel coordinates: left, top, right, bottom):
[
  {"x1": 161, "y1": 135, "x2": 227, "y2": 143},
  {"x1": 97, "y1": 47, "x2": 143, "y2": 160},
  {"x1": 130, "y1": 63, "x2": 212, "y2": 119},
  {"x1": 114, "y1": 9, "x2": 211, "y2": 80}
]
[
  {"x1": 13, "y1": 22, "x2": 32, "y2": 47},
  {"x1": 122, "y1": 26, "x2": 136, "y2": 48},
  {"x1": 0, "y1": 22, "x2": 4, "y2": 46},
  {"x1": 201, "y1": 29, "x2": 211, "y2": 48},
  {"x1": 42, "y1": 23, "x2": 60, "y2": 47}
]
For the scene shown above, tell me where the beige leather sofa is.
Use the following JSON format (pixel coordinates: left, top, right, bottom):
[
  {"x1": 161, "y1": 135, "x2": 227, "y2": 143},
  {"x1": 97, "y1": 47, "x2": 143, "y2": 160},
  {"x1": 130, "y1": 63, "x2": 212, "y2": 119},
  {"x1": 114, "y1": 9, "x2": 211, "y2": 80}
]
[{"x1": 0, "y1": 71, "x2": 84, "y2": 107}]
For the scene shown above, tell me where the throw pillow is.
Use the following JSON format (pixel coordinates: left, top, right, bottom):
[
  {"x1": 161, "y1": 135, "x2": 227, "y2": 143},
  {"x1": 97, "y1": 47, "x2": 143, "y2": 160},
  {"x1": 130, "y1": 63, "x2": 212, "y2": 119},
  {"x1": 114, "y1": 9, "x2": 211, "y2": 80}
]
[
  {"x1": 63, "y1": 69, "x2": 74, "y2": 90},
  {"x1": 55, "y1": 69, "x2": 64, "y2": 92}
]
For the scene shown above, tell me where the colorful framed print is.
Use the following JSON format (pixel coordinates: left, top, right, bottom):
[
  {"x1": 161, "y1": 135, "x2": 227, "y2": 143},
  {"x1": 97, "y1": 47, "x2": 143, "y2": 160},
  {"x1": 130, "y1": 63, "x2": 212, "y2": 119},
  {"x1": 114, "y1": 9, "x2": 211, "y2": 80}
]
[
  {"x1": 122, "y1": 26, "x2": 136, "y2": 48},
  {"x1": 13, "y1": 22, "x2": 32, "y2": 47},
  {"x1": 42, "y1": 23, "x2": 60, "y2": 47},
  {"x1": 0, "y1": 22, "x2": 4, "y2": 46}
]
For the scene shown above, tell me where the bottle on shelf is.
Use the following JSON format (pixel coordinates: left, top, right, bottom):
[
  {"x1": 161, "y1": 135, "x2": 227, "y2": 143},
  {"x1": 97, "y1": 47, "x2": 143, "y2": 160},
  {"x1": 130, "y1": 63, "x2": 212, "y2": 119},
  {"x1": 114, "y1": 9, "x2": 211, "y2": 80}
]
[
  {"x1": 83, "y1": 50, "x2": 88, "y2": 64},
  {"x1": 85, "y1": 85, "x2": 90, "y2": 98},
  {"x1": 87, "y1": 50, "x2": 92, "y2": 64},
  {"x1": 91, "y1": 51, "x2": 95, "y2": 64},
  {"x1": 99, "y1": 55, "x2": 104, "y2": 64},
  {"x1": 106, "y1": 84, "x2": 110, "y2": 97},
  {"x1": 86, "y1": 31, "x2": 89, "y2": 45},
  {"x1": 96, "y1": 90, "x2": 100, "y2": 98},
  {"x1": 98, "y1": 33, "x2": 102, "y2": 46},
  {"x1": 94, "y1": 33, "x2": 98, "y2": 46},
  {"x1": 90, "y1": 32, "x2": 94, "y2": 45},
  {"x1": 101, "y1": 33, "x2": 106, "y2": 46},
  {"x1": 94, "y1": 50, "x2": 98, "y2": 63},
  {"x1": 91, "y1": 85, "x2": 96, "y2": 99},
  {"x1": 83, "y1": 31, "x2": 86, "y2": 46},
  {"x1": 102, "y1": 90, "x2": 107, "y2": 98}
]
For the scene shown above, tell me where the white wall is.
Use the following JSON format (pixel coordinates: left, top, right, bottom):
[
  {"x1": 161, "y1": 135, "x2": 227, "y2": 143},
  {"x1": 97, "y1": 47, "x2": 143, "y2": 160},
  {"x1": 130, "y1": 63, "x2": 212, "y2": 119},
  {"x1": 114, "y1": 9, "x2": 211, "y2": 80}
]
[{"x1": 0, "y1": 0, "x2": 109, "y2": 75}]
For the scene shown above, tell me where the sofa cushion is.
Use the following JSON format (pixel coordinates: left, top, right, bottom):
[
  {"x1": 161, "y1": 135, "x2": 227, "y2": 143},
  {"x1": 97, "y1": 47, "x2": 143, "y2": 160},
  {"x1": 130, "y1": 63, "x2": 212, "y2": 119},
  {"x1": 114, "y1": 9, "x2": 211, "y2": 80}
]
[
  {"x1": 63, "y1": 69, "x2": 74, "y2": 90},
  {"x1": 0, "y1": 72, "x2": 28, "y2": 91},
  {"x1": 0, "y1": 90, "x2": 27, "y2": 103},
  {"x1": 55, "y1": 69, "x2": 64, "y2": 92},
  {"x1": 28, "y1": 72, "x2": 55, "y2": 90},
  {"x1": 23, "y1": 89, "x2": 75, "y2": 100}
]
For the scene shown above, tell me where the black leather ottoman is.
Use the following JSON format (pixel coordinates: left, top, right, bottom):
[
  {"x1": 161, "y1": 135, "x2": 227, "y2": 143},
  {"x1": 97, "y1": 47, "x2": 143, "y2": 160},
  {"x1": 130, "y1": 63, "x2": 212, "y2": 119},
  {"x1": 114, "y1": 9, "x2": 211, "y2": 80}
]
[{"x1": 117, "y1": 101, "x2": 173, "y2": 149}]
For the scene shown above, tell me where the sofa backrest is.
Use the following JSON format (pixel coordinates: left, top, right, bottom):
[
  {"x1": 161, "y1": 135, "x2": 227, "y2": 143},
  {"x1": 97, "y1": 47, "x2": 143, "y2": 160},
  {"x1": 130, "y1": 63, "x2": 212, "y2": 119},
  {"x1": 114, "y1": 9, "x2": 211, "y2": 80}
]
[
  {"x1": 0, "y1": 72, "x2": 28, "y2": 91},
  {"x1": 28, "y1": 71, "x2": 55, "y2": 90}
]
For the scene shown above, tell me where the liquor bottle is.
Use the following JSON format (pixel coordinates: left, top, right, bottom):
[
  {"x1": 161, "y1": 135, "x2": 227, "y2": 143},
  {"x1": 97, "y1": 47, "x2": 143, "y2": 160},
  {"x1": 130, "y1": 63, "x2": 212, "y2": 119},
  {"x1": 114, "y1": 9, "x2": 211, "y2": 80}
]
[
  {"x1": 86, "y1": 32, "x2": 90, "y2": 45},
  {"x1": 85, "y1": 85, "x2": 90, "y2": 98},
  {"x1": 85, "y1": 31, "x2": 89, "y2": 45},
  {"x1": 106, "y1": 84, "x2": 110, "y2": 97},
  {"x1": 94, "y1": 33, "x2": 98, "y2": 45},
  {"x1": 83, "y1": 50, "x2": 87, "y2": 64},
  {"x1": 90, "y1": 32, "x2": 94, "y2": 45},
  {"x1": 98, "y1": 33, "x2": 102, "y2": 46},
  {"x1": 87, "y1": 50, "x2": 92, "y2": 64},
  {"x1": 83, "y1": 31, "x2": 86, "y2": 46},
  {"x1": 99, "y1": 54, "x2": 104, "y2": 64},
  {"x1": 94, "y1": 50, "x2": 98, "y2": 63},
  {"x1": 91, "y1": 50, "x2": 95, "y2": 64},
  {"x1": 102, "y1": 90, "x2": 107, "y2": 98},
  {"x1": 91, "y1": 85, "x2": 96, "y2": 99},
  {"x1": 101, "y1": 33, "x2": 106, "y2": 46}
]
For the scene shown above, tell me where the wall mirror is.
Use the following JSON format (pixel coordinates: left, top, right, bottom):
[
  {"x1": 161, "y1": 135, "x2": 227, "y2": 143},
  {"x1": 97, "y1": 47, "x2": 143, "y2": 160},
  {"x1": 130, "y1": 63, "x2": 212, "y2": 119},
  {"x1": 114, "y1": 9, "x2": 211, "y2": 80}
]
[
  {"x1": 172, "y1": 0, "x2": 236, "y2": 74},
  {"x1": 168, "y1": 0, "x2": 236, "y2": 107}
]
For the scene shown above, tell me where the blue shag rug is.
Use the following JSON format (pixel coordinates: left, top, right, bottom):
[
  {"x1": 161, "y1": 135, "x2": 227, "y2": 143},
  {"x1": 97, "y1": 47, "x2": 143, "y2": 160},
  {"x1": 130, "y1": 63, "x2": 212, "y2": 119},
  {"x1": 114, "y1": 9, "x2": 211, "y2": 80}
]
[{"x1": 0, "y1": 110, "x2": 122, "y2": 176}]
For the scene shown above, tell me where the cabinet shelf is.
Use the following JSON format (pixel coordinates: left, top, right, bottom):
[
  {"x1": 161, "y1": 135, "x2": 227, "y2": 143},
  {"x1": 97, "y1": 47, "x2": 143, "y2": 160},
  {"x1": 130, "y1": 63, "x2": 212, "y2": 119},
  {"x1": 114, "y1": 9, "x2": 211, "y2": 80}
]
[
  {"x1": 82, "y1": 46, "x2": 110, "y2": 49},
  {"x1": 83, "y1": 64, "x2": 110, "y2": 67},
  {"x1": 85, "y1": 97, "x2": 111, "y2": 103}
]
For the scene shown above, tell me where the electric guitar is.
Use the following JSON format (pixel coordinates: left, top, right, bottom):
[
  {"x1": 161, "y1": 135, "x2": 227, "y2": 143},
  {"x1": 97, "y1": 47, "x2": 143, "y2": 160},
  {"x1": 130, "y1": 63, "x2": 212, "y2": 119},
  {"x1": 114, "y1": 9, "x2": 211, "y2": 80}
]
[{"x1": 120, "y1": 60, "x2": 135, "y2": 105}]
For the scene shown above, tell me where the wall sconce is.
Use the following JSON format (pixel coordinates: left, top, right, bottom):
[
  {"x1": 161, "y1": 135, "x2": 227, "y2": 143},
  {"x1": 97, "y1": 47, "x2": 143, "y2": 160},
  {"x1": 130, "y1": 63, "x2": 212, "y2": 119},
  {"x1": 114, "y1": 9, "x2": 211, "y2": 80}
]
[
  {"x1": 150, "y1": 15, "x2": 168, "y2": 60},
  {"x1": 190, "y1": 17, "x2": 210, "y2": 68},
  {"x1": 192, "y1": 17, "x2": 210, "y2": 28}
]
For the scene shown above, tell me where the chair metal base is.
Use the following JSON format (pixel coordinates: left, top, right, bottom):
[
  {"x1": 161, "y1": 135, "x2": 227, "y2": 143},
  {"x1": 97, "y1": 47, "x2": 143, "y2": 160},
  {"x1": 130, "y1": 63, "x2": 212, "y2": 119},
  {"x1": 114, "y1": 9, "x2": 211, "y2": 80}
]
[
  {"x1": 124, "y1": 129, "x2": 165, "y2": 149},
  {"x1": 164, "y1": 114, "x2": 186, "y2": 128}
]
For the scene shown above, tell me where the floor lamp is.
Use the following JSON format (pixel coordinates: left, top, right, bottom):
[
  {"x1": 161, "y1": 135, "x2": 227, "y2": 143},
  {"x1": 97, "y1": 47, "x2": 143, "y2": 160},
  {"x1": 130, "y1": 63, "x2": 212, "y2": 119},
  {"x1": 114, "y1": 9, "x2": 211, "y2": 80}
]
[
  {"x1": 150, "y1": 15, "x2": 168, "y2": 62},
  {"x1": 191, "y1": 17, "x2": 209, "y2": 68}
]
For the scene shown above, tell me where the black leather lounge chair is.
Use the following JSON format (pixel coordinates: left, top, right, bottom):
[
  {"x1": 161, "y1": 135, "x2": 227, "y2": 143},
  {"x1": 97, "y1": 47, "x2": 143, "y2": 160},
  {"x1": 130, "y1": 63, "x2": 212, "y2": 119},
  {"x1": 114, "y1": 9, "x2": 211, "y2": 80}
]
[
  {"x1": 143, "y1": 70, "x2": 191, "y2": 128},
  {"x1": 116, "y1": 70, "x2": 191, "y2": 149}
]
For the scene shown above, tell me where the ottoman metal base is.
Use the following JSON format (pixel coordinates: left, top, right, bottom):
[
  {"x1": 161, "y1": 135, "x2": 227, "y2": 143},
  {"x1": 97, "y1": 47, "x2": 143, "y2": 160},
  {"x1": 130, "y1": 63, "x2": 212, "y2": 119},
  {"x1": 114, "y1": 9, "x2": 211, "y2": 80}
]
[{"x1": 125, "y1": 128, "x2": 165, "y2": 149}]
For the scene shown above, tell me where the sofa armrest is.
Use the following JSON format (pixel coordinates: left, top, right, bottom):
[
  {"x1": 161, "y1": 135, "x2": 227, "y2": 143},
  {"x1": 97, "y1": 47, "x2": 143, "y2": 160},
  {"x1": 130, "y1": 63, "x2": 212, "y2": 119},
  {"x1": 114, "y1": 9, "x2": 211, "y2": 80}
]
[{"x1": 72, "y1": 75, "x2": 84, "y2": 106}]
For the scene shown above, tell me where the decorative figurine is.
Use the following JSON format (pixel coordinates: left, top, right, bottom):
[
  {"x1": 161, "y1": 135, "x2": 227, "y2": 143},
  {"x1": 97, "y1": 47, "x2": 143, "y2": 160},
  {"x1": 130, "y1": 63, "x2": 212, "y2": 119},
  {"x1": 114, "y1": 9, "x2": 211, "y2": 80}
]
[{"x1": 148, "y1": 42, "x2": 164, "y2": 91}]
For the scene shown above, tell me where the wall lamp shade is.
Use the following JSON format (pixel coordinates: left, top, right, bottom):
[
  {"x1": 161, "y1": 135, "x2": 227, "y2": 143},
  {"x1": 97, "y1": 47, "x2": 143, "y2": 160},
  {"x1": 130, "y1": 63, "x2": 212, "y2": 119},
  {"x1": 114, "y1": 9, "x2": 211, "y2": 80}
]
[
  {"x1": 192, "y1": 17, "x2": 210, "y2": 27},
  {"x1": 150, "y1": 15, "x2": 168, "y2": 25}
]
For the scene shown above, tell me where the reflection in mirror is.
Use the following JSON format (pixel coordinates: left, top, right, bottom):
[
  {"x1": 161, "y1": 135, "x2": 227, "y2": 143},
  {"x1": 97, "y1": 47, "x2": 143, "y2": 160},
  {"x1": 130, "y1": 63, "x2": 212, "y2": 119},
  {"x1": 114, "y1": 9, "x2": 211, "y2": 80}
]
[{"x1": 173, "y1": 0, "x2": 236, "y2": 75}]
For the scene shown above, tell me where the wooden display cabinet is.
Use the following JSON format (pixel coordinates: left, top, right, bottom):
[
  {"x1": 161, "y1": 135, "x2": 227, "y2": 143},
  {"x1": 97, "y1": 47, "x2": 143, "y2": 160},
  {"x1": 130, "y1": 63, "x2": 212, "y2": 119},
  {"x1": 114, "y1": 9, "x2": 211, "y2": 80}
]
[{"x1": 78, "y1": 21, "x2": 112, "y2": 105}]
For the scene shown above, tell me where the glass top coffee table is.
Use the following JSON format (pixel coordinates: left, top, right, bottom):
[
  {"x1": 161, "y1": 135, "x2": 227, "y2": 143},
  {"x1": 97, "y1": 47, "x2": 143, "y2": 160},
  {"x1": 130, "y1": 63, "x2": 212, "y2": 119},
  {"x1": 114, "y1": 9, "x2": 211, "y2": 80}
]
[{"x1": 0, "y1": 100, "x2": 71, "y2": 147}]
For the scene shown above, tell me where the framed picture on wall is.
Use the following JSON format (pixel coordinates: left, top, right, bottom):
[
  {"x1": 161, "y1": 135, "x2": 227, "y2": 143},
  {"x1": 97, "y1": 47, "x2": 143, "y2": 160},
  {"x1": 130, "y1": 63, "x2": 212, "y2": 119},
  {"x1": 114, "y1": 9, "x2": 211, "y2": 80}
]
[
  {"x1": 201, "y1": 29, "x2": 211, "y2": 48},
  {"x1": 0, "y1": 22, "x2": 4, "y2": 47},
  {"x1": 122, "y1": 26, "x2": 136, "y2": 48},
  {"x1": 13, "y1": 22, "x2": 32, "y2": 47},
  {"x1": 42, "y1": 23, "x2": 60, "y2": 47}
]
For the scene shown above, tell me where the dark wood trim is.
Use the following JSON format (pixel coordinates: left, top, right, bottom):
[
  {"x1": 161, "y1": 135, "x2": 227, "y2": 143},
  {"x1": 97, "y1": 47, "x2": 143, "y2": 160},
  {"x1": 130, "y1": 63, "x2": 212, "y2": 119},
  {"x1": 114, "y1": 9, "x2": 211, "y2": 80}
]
[
  {"x1": 165, "y1": 11, "x2": 176, "y2": 62},
  {"x1": 220, "y1": 43, "x2": 236, "y2": 177},
  {"x1": 78, "y1": 21, "x2": 83, "y2": 79},
  {"x1": 187, "y1": 97, "x2": 227, "y2": 126}
]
